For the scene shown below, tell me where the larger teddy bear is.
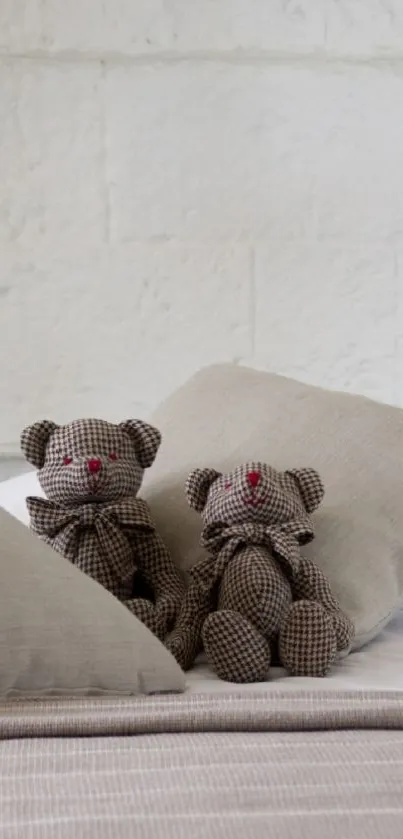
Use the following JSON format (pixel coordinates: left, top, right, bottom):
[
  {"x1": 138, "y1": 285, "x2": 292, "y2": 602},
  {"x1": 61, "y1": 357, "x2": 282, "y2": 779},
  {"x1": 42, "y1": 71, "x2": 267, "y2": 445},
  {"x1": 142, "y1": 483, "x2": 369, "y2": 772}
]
[
  {"x1": 167, "y1": 461, "x2": 354, "y2": 682},
  {"x1": 21, "y1": 417, "x2": 185, "y2": 642}
]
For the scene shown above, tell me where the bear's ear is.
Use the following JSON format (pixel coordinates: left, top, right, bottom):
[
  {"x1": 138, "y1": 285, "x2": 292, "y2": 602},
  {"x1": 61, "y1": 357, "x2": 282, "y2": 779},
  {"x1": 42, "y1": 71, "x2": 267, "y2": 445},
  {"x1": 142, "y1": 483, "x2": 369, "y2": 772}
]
[
  {"x1": 119, "y1": 419, "x2": 162, "y2": 469},
  {"x1": 185, "y1": 468, "x2": 222, "y2": 513},
  {"x1": 286, "y1": 467, "x2": 325, "y2": 514},
  {"x1": 20, "y1": 420, "x2": 59, "y2": 469}
]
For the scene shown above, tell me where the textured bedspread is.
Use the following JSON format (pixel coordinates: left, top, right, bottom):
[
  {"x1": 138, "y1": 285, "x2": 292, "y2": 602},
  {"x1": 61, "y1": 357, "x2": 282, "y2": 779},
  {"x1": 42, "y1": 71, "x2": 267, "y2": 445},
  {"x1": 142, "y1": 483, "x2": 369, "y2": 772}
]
[
  {"x1": 1, "y1": 726, "x2": 403, "y2": 839},
  {"x1": 2, "y1": 688, "x2": 403, "y2": 739},
  {"x1": 1, "y1": 688, "x2": 403, "y2": 838}
]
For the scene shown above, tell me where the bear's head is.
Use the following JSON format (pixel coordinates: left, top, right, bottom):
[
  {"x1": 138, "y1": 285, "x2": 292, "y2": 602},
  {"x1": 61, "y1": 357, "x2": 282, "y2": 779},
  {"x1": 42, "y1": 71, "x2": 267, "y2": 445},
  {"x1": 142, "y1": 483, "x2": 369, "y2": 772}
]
[
  {"x1": 185, "y1": 461, "x2": 324, "y2": 529},
  {"x1": 20, "y1": 417, "x2": 161, "y2": 505}
]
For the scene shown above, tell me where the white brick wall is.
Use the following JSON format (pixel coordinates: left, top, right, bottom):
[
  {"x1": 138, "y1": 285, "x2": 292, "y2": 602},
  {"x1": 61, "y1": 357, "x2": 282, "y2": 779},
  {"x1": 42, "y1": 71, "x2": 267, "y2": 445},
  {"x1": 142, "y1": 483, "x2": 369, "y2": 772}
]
[{"x1": 0, "y1": 1, "x2": 402, "y2": 450}]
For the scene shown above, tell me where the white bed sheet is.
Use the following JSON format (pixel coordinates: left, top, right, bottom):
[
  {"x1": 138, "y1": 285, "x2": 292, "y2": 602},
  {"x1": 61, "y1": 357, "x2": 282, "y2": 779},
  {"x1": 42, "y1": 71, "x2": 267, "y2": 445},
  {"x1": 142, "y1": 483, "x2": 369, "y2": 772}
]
[
  {"x1": 2, "y1": 470, "x2": 403, "y2": 697},
  {"x1": 187, "y1": 609, "x2": 403, "y2": 694}
]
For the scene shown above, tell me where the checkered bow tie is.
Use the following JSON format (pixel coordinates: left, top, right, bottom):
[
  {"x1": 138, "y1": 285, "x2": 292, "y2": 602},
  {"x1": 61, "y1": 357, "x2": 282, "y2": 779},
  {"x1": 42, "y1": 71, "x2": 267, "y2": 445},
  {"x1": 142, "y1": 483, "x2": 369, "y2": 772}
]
[
  {"x1": 191, "y1": 520, "x2": 315, "y2": 590},
  {"x1": 26, "y1": 495, "x2": 154, "y2": 580}
]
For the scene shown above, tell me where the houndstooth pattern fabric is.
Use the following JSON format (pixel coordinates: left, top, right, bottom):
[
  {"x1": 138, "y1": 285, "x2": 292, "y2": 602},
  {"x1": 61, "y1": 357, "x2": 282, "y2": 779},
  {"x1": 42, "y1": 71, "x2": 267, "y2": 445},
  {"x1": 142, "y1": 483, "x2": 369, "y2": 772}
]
[
  {"x1": 27, "y1": 496, "x2": 154, "y2": 596},
  {"x1": 119, "y1": 419, "x2": 162, "y2": 469},
  {"x1": 166, "y1": 537, "x2": 293, "y2": 679},
  {"x1": 20, "y1": 420, "x2": 58, "y2": 468},
  {"x1": 27, "y1": 495, "x2": 184, "y2": 642},
  {"x1": 185, "y1": 462, "x2": 325, "y2": 527},
  {"x1": 291, "y1": 555, "x2": 355, "y2": 652},
  {"x1": 166, "y1": 554, "x2": 212, "y2": 671},
  {"x1": 276, "y1": 548, "x2": 355, "y2": 677},
  {"x1": 168, "y1": 460, "x2": 353, "y2": 681},
  {"x1": 22, "y1": 417, "x2": 184, "y2": 642},
  {"x1": 201, "y1": 520, "x2": 314, "y2": 579},
  {"x1": 279, "y1": 601, "x2": 339, "y2": 677},
  {"x1": 216, "y1": 545, "x2": 292, "y2": 634},
  {"x1": 21, "y1": 418, "x2": 162, "y2": 504},
  {"x1": 202, "y1": 610, "x2": 272, "y2": 683}
]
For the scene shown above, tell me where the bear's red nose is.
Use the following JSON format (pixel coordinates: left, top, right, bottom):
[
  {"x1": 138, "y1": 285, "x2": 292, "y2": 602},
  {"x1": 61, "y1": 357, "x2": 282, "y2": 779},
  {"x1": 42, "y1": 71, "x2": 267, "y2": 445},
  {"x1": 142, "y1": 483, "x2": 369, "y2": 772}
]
[
  {"x1": 88, "y1": 458, "x2": 101, "y2": 475},
  {"x1": 247, "y1": 470, "x2": 260, "y2": 488}
]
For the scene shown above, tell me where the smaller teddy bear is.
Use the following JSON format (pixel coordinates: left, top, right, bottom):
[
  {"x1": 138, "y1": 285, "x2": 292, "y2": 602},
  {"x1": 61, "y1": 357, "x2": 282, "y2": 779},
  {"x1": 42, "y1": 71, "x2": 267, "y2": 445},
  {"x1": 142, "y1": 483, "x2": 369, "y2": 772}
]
[
  {"x1": 21, "y1": 417, "x2": 185, "y2": 642},
  {"x1": 166, "y1": 462, "x2": 354, "y2": 682}
]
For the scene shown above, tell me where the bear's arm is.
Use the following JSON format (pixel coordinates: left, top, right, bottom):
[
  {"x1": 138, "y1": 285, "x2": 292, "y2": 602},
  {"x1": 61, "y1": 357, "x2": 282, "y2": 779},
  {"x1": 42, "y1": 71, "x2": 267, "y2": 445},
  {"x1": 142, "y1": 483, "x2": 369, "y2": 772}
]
[
  {"x1": 131, "y1": 530, "x2": 185, "y2": 623},
  {"x1": 165, "y1": 578, "x2": 212, "y2": 671},
  {"x1": 293, "y1": 555, "x2": 354, "y2": 651}
]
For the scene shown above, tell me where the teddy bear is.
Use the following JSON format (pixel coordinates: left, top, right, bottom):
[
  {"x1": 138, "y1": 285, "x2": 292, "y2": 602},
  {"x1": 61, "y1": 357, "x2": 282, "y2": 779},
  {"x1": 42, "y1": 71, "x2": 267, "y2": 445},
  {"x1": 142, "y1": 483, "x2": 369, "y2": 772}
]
[
  {"x1": 166, "y1": 461, "x2": 354, "y2": 682},
  {"x1": 20, "y1": 417, "x2": 185, "y2": 642}
]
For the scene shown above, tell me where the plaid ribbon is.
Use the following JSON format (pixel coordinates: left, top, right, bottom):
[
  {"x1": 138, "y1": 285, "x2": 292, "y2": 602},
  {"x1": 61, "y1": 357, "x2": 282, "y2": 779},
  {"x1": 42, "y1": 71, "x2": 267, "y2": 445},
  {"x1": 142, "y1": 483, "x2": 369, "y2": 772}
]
[
  {"x1": 26, "y1": 495, "x2": 154, "y2": 582},
  {"x1": 193, "y1": 520, "x2": 315, "y2": 590}
]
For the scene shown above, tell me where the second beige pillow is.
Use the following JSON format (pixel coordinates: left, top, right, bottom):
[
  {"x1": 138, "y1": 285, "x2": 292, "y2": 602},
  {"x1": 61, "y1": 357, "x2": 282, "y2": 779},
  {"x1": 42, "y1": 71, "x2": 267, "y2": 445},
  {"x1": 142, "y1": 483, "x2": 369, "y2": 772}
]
[{"x1": 142, "y1": 363, "x2": 403, "y2": 651}]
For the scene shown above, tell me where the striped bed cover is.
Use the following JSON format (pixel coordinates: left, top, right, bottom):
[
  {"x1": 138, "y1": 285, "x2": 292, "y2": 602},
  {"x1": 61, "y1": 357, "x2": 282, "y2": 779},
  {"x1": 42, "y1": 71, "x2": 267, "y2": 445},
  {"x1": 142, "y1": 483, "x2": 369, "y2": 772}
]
[{"x1": 1, "y1": 688, "x2": 403, "y2": 838}]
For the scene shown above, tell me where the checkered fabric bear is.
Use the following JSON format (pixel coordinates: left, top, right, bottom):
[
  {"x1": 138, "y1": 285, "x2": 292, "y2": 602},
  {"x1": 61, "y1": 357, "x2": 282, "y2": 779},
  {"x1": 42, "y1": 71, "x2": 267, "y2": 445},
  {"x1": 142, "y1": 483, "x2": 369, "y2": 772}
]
[
  {"x1": 166, "y1": 462, "x2": 354, "y2": 682},
  {"x1": 21, "y1": 417, "x2": 185, "y2": 642}
]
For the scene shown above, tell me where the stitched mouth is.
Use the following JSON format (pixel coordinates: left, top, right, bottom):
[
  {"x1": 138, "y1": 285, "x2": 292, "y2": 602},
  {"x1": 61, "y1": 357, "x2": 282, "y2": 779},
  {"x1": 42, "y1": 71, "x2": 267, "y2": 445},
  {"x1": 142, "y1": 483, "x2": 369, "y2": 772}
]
[
  {"x1": 87, "y1": 478, "x2": 102, "y2": 495},
  {"x1": 243, "y1": 494, "x2": 268, "y2": 507}
]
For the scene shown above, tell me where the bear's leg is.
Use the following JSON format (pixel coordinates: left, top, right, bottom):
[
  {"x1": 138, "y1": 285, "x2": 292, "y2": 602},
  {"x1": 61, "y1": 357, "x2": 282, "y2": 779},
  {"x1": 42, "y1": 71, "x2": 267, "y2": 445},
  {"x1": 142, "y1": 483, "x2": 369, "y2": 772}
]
[
  {"x1": 279, "y1": 600, "x2": 337, "y2": 677},
  {"x1": 202, "y1": 610, "x2": 271, "y2": 683}
]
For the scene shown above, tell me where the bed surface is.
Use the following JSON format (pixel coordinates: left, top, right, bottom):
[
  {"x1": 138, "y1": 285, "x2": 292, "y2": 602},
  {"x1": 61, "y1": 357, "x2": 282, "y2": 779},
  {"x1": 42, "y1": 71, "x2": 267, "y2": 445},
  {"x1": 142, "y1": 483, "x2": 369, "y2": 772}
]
[
  {"x1": 187, "y1": 608, "x2": 403, "y2": 694},
  {"x1": 1, "y1": 474, "x2": 403, "y2": 837},
  {"x1": 3, "y1": 728, "x2": 403, "y2": 839},
  {"x1": 1, "y1": 613, "x2": 403, "y2": 839}
]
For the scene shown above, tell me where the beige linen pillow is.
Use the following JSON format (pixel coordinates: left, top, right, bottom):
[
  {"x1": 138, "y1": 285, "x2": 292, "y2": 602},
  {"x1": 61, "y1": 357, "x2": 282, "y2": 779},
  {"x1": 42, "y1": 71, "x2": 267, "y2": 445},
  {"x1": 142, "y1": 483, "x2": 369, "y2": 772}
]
[
  {"x1": 0, "y1": 507, "x2": 185, "y2": 697},
  {"x1": 142, "y1": 364, "x2": 403, "y2": 651}
]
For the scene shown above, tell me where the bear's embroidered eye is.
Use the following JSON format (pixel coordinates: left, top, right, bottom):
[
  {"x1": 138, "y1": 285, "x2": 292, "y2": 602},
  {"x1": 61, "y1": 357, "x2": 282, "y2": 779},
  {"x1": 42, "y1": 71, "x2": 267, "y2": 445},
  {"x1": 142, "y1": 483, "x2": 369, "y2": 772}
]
[
  {"x1": 109, "y1": 453, "x2": 118, "y2": 461},
  {"x1": 224, "y1": 481, "x2": 232, "y2": 490},
  {"x1": 63, "y1": 456, "x2": 72, "y2": 466}
]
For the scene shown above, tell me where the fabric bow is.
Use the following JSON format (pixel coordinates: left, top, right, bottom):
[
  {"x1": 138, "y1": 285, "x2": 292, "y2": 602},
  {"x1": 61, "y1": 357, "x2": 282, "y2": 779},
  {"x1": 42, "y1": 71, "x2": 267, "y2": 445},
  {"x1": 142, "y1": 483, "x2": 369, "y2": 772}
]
[
  {"x1": 191, "y1": 519, "x2": 314, "y2": 591},
  {"x1": 26, "y1": 495, "x2": 155, "y2": 582}
]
